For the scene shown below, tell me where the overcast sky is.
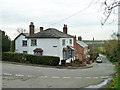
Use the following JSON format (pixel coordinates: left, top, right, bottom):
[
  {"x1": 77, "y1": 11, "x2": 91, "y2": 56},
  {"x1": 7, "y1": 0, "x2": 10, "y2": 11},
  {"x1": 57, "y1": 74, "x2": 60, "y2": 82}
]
[{"x1": 0, "y1": 0, "x2": 118, "y2": 40}]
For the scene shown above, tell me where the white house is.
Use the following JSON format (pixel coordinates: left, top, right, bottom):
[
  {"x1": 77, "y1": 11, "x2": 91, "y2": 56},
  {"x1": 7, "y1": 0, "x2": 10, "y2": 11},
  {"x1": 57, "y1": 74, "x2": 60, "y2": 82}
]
[{"x1": 14, "y1": 22, "x2": 75, "y2": 64}]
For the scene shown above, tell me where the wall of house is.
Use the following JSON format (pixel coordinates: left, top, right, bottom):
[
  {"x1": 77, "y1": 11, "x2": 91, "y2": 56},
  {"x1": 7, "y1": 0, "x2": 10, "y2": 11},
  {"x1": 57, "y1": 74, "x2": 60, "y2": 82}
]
[
  {"x1": 27, "y1": 38, "x2": 59, "y2": 57},
  {"x1": 15, "y1": 36, "x2": 74, "y2": 65},
  {"x1": 76, "y1": 43, "x2": 84, "y2": 61},
  {"x1": 58, "y1": 38, "x2": 74, "y2": 64},
  {"x1": 15, "y1": 35, "x2": 28, "y2": 53}
]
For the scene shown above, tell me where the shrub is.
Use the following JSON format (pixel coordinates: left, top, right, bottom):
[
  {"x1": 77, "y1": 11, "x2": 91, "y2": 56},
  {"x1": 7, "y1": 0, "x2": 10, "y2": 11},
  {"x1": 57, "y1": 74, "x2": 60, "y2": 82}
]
[{"x1": 2, "y1": 52, "x2": 60, "y2": 66}]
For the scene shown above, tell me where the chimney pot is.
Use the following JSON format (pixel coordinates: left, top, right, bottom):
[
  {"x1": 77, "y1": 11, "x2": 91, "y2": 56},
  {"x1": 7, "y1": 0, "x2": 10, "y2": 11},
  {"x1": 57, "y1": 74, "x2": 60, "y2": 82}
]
[
  {"x1": 29, "y1": 22, "x2": 34, "y2": 35},
  {"x1": 78, "y1": 36, "x2": 82, "y2": 41},
  {"x1": 40, "y1": 27, "x2": 43, "y2": 32},
  {"x1": 30, "y1": 22, "x2": 33, "y2": 25},
  {"x1": 63, "y1": 24, "x2": 67, "y2": 34}
]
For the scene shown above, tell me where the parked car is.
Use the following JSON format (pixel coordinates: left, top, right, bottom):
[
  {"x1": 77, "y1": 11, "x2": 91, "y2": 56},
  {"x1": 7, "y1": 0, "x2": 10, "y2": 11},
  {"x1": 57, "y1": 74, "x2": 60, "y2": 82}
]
[{"x1": 96, "y1": 57, "x2": 102, "y2": 63}]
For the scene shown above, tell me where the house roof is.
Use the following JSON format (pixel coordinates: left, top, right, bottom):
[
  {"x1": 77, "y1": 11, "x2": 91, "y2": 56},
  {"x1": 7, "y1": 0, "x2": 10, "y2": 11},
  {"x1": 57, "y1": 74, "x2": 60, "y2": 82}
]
[
  {"x1": 23, "y1": 33, "x2": 29, "y2": 36},
  {"x1": 14, "y1": 33, "x2": 29, "y2": 40},
  {"x1": 26, "y1": 28, "x2": 73, "y2": 38},
  {"x1": 63, "y1": 46, "x2": 74, "y2": 51},
  {"x1": 76, "y1": 40, "x2": 88, "y2": 48}
]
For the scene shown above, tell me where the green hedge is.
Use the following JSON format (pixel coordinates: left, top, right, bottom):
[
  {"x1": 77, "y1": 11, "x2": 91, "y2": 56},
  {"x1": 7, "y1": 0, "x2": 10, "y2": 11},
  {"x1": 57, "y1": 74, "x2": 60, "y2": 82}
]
[{"x1": 2, "y1": 52, "x2": 60, "y2": 66}]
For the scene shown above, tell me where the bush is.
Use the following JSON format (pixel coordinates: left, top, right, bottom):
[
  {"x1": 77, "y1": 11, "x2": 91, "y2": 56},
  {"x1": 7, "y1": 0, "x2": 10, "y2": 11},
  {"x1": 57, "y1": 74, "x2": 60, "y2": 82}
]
[{"x1": 2, "y1": 52, "x2": 60, "y2": 66}]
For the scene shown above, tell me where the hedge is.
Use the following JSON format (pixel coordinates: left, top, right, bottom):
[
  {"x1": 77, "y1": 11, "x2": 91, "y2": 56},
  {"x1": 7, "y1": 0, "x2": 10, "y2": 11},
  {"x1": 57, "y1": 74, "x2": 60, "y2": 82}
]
[{"x1": 2, "y1": 52, "x2": 60, "y2": 66}]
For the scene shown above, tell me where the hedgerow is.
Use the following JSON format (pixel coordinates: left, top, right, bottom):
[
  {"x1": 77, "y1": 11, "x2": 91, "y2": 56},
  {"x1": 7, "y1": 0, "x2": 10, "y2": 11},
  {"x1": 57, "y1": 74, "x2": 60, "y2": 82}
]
[{"x1": 2, "y1": 52, "x2": 60, "y2": 66}]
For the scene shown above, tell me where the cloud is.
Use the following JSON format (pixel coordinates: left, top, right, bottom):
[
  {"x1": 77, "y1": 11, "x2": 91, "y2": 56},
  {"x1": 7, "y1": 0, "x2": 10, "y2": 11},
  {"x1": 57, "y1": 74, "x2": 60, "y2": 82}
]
[{"x1": 0, "y1": 0, "x2": 118, "y2": 40}]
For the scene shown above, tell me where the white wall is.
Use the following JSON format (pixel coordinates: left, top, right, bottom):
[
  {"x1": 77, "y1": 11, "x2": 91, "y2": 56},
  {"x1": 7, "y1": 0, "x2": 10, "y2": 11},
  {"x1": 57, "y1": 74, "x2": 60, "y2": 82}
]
[
  {"x1": 27, "y1": 38, "x2": 59, "y2": 57},
  {"x1": 58, "y1": 38, "x2": 74, "y2": 63},
  {"x1": 15, "y1": 35, "x2": 28, "y2": 53},
  {"x1": 15, "y1": 36, "x2": 74, "y2": 64}
]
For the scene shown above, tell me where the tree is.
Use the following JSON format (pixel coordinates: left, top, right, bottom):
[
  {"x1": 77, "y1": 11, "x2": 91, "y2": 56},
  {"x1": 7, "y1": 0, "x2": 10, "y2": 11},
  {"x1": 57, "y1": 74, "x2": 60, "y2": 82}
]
[
  {"x1": 2, "y1": 30, "x2": 11, "y2": 52},
  {"x1": 14, "y1": 28, "x2": 27, "y2": 37},
  {"x1": 10, "y1": 40, "x2": 15, "y2": 52},
  {"x1": 16, "y1": 28, "x2": 27, "y2": 34},
  {"x1": 93, "y1": 0, "x2": 119, "y2": 25},
  {"x1": 103, "y1": 32, "x2": 119, "y2": 61}
]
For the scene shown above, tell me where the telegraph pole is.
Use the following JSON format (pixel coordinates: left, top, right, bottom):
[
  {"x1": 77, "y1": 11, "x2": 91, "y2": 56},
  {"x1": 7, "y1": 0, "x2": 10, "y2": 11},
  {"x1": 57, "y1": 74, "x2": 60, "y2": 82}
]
[
  {"x1": 118, "y1": 1, "x2": 120, "y2": 51},
  {"x1": 93, "y1": 37, "x2": 94, "y2": 62}
]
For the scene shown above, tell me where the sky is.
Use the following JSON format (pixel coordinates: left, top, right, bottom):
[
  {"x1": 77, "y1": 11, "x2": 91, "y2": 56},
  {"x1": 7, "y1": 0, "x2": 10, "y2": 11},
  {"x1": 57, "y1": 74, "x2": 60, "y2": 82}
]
[{"x1": 0, "y1": 0, "x2": 118, "y2": 40}]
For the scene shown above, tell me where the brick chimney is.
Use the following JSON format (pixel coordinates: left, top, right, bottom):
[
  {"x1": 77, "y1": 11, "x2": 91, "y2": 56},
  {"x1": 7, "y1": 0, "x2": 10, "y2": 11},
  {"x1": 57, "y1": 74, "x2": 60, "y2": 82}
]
[
  {"x1": 74, "y1": 35, "x2": 77, "y2": 59},
  {"x1": 74, "y1": 35, "x2": 76, "y2": 49},
  {"x1": 40, "y1": 27, "x2": 43, "y2": 32},
  {"x1": 29, "y1": 22, "x2": 34, "y2": 35},
  {"x1": 78, "y1": 36, "x2": 82, "y2": 41},
  {"x1": 63, "y1": 24, "x2": 67, "y2": 34}
]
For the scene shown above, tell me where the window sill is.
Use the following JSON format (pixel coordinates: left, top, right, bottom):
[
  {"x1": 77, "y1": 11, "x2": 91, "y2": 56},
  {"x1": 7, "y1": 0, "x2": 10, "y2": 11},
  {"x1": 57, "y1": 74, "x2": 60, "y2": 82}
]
[
  {"x1": 31, "y1": 45, "x2": 37, "y2": 46},
  {"x1": 22, "y1": 46, "x2": 27, "y2": 47}
]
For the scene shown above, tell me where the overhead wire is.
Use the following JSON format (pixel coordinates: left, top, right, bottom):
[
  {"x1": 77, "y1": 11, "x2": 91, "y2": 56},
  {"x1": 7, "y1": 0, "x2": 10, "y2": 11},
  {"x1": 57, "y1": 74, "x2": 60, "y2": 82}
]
[{"x1": 45, "y1": 0, "x2": 95, "y2": 28}]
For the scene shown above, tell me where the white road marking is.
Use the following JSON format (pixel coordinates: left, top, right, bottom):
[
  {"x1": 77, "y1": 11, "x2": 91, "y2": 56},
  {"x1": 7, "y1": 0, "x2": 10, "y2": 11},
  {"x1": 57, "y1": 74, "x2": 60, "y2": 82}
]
[
  {"x1": 51, "y1": 76, "x2": 59, "y2": 78},
  {"x1": 28, "y1": 75, "x2": 34, "y2": 78},
  {"x1": 93, "y1": 77, "x2": 99, "y2": 78},
  {"x1": 74, "y1": 77, "x2": 82, "y2": 78},
  {"x1": 44, "y1": 76, "x2": 48, "y2": 78},
  {"x1": 106, "y1": 76, "x2": 109, "y2": 78},
  {"x1": 85, "y1": 77, "x2": 91, "y2": 78},
  {"x1": 15, "y1": 74, "x2": 24, "y2": 77},
  {"x1": 37, "y1": 76, "x2": 111, "y2": 79},
  {"x1": 40, "y1": 76, "x2": 44, "y2": 78},
  {"x1": 63, "y1": 77, "x2": 71, "y2": 78},
  {"x1": 3, "y1": 73, "x2": 12, "y2": 76},
  {"x1": 100, "y1": 76, "x2": 106, "y2": 79}
]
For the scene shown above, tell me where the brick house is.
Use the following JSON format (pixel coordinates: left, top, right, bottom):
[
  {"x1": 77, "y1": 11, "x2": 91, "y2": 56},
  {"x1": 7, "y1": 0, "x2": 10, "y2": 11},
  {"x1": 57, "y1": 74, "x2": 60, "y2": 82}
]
[{"x1": 74, "y1": 36, "x2": 89, "y2": 62}]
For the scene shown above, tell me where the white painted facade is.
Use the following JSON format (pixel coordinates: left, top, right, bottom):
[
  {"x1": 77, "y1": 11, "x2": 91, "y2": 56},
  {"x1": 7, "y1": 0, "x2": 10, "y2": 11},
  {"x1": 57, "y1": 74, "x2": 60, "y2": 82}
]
[{"x1": 15, "y1": 34, "x2": 74, "y2": 64}]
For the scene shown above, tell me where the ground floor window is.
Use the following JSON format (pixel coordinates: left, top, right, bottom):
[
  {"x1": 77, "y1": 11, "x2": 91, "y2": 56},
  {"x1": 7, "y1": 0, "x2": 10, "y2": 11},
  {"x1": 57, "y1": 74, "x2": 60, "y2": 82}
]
[
  {"x1": 63, "y1": 46, "x2": 74, "y2": 60},
  {"x1": 33, "y1": 48, "x2": 43, "y2": 55},
  {"x1": 23, "y1": 51, "x2": 27, "y2": 54},
  {"x1": 34, "y1": 52, "x2": 43, "y2": 55}
]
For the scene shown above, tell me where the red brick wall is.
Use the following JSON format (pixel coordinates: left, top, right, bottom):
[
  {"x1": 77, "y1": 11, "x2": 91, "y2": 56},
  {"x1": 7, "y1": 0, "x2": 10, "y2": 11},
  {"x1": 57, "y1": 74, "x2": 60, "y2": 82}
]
[
  {"x1": 29, "y1": 22, "x2": 34, "y2": 35},
  {"x1": 75, "y1": 43, "x2": 89, "y2": 61},
  {"x1": 76, "y1": 43, "x2": 84, "y2": 61}
]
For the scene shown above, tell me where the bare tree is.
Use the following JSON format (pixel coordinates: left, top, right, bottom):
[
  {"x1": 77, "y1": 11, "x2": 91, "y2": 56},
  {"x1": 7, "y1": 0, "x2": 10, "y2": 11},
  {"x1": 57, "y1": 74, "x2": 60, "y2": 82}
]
[
  {"x1": 14, "y1": 28, "x2": 27, "y2": 37},
  {"x1": 16, "y1": 28, "x2": 27, "y2": 34},
  {"x1": 93, "y1": 0, "x2": 119, "y2": 25}
]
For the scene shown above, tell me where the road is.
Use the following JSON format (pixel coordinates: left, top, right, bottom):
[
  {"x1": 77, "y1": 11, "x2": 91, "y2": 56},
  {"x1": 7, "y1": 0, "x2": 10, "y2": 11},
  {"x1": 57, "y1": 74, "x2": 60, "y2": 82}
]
[{"x1": 1, "y1": 54, "x2": 116, "y2": 88}]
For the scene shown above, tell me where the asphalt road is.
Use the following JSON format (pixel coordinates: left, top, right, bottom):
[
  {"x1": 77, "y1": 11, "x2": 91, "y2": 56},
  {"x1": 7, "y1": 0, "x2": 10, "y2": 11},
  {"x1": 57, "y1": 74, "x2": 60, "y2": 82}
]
[{"x1": 1, "y1": 54, "x2": 116, "y2": 88}]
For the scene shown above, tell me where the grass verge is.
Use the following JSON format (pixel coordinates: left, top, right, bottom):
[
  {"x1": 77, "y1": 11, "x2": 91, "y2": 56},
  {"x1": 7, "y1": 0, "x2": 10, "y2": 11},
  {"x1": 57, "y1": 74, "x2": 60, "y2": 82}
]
[
  {"x1": 99, "y1": 53, "x2": 119, "y2": 89},
  {"x1": 108, "y1": 62, "x2": 119, "y2": 89}
]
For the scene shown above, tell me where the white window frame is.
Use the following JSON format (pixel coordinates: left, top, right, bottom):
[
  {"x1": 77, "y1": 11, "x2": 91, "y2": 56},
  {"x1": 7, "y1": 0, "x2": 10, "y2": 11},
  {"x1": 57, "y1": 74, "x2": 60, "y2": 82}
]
[
  {"x1": 34, "y1": 52, "x2": 43, "y2": 55},
  {"x1": 62, "y1": 39, "x2": 65, "y2": 46},
  {"x1": 22, "y1": 40, "x2": 27, "y2": 46},
  {"x1": 69, "y1": 39, "x2": 72, "y2": 44},
  {"x1": 23, "y1": 51, "x2": 27, "y2": 54},
  {"x1": 31, "y1": 39, "x2": 37, "y2": 46}
]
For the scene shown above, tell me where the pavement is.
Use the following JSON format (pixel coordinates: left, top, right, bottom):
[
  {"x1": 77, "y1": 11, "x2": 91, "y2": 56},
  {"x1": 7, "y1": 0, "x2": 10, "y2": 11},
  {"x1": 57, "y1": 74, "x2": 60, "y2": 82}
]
[
  {"x1": 1, "y1": 54, "x2": 117, "y2": 88},
  {"x1": 1, "y1": 60, "x2": 96, "y2": 69}
]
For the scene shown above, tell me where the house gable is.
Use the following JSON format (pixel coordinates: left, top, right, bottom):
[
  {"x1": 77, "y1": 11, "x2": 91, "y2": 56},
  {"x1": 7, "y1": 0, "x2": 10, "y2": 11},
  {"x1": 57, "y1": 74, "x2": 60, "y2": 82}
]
[{"x1": 14, "y1": 33, "x2": 29, "y2": 41}]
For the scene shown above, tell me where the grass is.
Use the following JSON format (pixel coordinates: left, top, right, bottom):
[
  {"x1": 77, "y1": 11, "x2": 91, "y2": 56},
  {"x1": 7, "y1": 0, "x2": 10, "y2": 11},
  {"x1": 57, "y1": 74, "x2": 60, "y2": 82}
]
[
  {"x1": 99, "y1": 53, "x2": 119, "y2": 89},
  {"x1": 108, "y1": 62, "x2": 119, "y2": 89},
  {"x1": 108, "y1": 62, "x2": 120, "y2": 89}
]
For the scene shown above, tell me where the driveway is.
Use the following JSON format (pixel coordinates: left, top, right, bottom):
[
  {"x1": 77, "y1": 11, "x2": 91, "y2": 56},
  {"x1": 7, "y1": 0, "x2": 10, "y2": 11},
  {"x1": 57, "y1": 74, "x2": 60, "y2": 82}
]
[{"x1": 1, "y1": 54, "x2": 116, "y2": 88}]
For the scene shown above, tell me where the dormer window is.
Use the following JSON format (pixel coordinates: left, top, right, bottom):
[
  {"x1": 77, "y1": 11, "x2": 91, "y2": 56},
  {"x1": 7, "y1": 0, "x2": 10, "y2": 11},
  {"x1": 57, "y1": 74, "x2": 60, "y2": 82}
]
[
  {"x1": 62, "y1": 39, "x2": 65, "y2": 46},
  {"x1": 22, "y1": 40, "x2": 27, "y2": 46},
  {"x1": 31, "y1": 39, "x2": 37, "y2": 46}
]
